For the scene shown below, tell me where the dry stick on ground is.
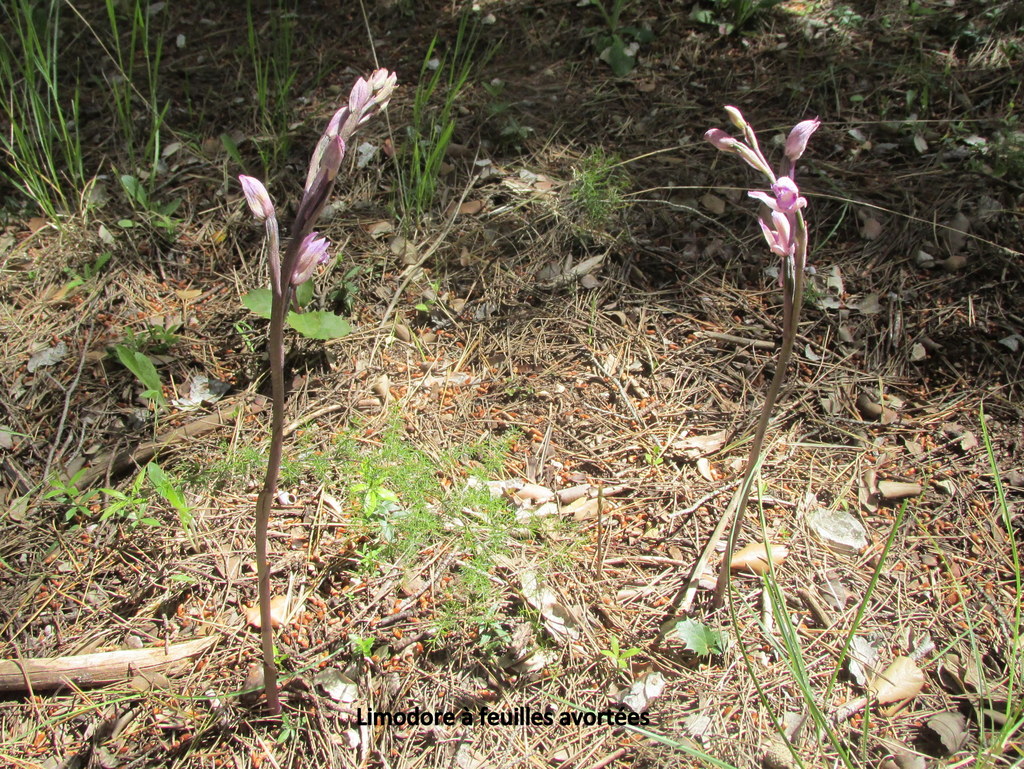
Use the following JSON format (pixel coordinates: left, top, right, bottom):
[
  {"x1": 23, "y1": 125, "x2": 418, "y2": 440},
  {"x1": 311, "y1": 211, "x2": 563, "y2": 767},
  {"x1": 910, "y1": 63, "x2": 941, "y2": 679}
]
[
  {"x1": 69, "y1": 396, "x2": 250, "y2": 490},
  {"x1": 0, "y1": 636, "x2": 217, "y2": 692}
]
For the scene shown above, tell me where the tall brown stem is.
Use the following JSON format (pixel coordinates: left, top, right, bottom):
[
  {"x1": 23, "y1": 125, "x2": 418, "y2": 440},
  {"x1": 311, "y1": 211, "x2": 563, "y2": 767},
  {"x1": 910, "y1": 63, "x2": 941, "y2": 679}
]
[
  {"x1": 711, "y1": 210, "x2": 807, "y2": 608},
  {"x1": 253, "y1": 237, "x2": 299, "y2": 715}
]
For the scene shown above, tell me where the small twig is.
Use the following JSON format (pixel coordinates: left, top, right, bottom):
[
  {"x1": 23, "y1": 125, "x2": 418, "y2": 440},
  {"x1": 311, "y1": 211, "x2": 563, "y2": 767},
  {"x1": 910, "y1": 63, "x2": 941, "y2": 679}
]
[
  {"x1": 702, "y1": 330, "x2": 776, "y2": 350},
  {"x1": 594, "y1": 485, "x2": 607, "y2": 576},
  {"x1": 666, "y1": 479, "x2": 740, "y2": 519},
  {"x1": 796, "y1": 587, "x2": 833, "y2": 629},
  {"x1": 581, "y1": 748, "x2": 629, "y2": 769},
  {"x1": 42, "y1": 325, "x2": 93, "y2": 485}
]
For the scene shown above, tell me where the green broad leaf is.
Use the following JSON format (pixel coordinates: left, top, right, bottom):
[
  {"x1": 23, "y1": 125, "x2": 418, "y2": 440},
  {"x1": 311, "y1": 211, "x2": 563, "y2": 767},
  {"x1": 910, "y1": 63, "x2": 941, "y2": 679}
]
[
  {"x1": 620, "y1": 25, "x2": 654, "y2": 43},
  {"x1": 242, "y1": 288, "x2": 273, "y2": 319},
  {"x1": 158, "y1": 198, "x2": 182, "y2": 217},
  {"x1": 117, "y1": 219, "x2": 135, "y2": 228},
  {"x1": 286, "y1": 310, "x2": 351, "y2": 340},
  {"x1": 294, "y1": 279, "x2": 313, "y2": 307},
  {"x1": 147, "y1": 462, "x2": 192, "y2": 527},
  {"x1": 607, "y1": 38, "x2": 635, "y2": 77},
  {"x1": 220, "y1": 132, "x2": 243, "y2": 166},
  {"x1": 114, "y1": 345, "x2": 166, "y2": 406},
  {"x1": 663, "y1": 618, "x2": 725, "y2": 656},
  {"x1": 119, "y1": 174, "x2": 148, "y2": 207},
  {"x1": 689, "y1": 7, "x2": 716, "y2": 24}
]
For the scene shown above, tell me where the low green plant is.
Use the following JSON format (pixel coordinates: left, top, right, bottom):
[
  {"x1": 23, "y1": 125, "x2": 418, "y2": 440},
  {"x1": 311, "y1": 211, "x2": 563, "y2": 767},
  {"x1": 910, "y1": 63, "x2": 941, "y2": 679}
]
[
  {"x1": 0, "y1": 0, "x2": 86, "y2": 219},
  {"x1": 103, "y1": 0, "x2": 170, "y2": 179},
  {"x1": 600, "y1": 635, "x2": 642, "y2": 670},
  {"x1": 397, "y1": 13, "x2": 481, "y2": 222},
  {"x1": 245, "y1": 0, "x2": 299, "y2": 176},
  {"x1": 45, "y1": 461, "x2": 186, "y2": 529},
  {"x1": 62, "y1": 251, "x2": 112, "y2": 292},
  {"x1": 349, "y1": 634, "x2": 375, "y2": 659},
  {"x1": 569, "y1": 147, "x2": 630, "y2": 232},
  {"x1": 582, "y1": 0, "x2": 653, "y2": 76},
  {"x1": 44, "y1": 470, "x2": 98, "y2": 522},
  {"x1": 113, "y1": 344, "x2": 166, "y2": 408},
  {"x1": 122, "y1": 322, "x2": 180, "y2": 356},
  {"x1": 690, "y1": 0, "x2": 785, "y2": 35},
  {"x1": 147, "y1": 461, "x2": 192, "y2": 530},
  {"x1": 118, "y1": 173, "x2": 182, "y2": 235},
  {"x1": 275, "y1": 712, "x2": 307, "y2": 745},
  {"x1": 329, "y1": 265, "x2": 363, "y2": 315},
  {"x1": 482, "y1": 79, "x2": 534, "y2": 151}
]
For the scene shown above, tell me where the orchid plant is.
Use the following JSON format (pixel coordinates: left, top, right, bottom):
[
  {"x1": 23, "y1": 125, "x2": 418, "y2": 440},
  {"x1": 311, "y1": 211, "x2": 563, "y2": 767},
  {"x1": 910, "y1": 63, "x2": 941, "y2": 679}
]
[
  {"x1": 238, "y1": 68, "x2": 396, "y2": 713},
  {"x1": 683, "y1": 108, "x2": 820, "y2": 611}
]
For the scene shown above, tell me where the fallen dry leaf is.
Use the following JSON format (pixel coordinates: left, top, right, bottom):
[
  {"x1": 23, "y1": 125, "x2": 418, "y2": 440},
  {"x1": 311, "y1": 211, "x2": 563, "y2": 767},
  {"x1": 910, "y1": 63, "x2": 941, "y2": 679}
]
[
  {"x1": 245, "y1": 595, "x2": 290, "y2": 629},
  {"x1": 860, "y1": 216, "x2": 884, "y2": 240},
  {"x1": 869, "y1": 656, "x2": 924, "y2": 704},
  {"x1": 457, "y1": 199, "x2": 485, "y2": 215},
  {"x1": 701, "y1": 193, "x2": 727, "y2": 215},
  {"x1": 671, "y1": 430, "x2": 728, "y2": 459},
  {"x1": 925, "y1": 711, "x2": 968, "y2": 754},
  {"x1": 877, "y1": 480, "x2": 923, "y2": 501},
  {"x1": 731, "y1": 542, "x2": 788, "y2": 575}
]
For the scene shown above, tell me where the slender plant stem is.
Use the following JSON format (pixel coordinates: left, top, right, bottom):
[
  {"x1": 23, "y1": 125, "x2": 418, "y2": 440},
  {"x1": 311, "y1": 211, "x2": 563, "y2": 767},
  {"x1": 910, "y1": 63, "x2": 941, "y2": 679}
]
[
  {"x1": 253, "y1": 237, "x2": 298, "y2": 715},
  {"x1": 712, "y1": 210, "x2": 807, "y2": 609}
]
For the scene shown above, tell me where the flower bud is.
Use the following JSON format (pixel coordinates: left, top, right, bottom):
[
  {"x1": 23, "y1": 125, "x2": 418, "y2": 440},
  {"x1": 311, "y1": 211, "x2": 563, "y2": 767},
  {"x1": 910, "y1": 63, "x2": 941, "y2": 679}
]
[
  {"x1": 704, "y1": 128, "x2": 738, "y2": 152},
  {"x1": 724, "y1": 106, "x2": 747, "y2": 131},
  {"x1": 290, "y1": 232, "x2": 330, "y2": 286},
  {"x1": 239, "y1": 175, "x2": 275, "y2": 221},
  {"x1": 784, "y1": 118, "x2": 820, "y2": 162}
]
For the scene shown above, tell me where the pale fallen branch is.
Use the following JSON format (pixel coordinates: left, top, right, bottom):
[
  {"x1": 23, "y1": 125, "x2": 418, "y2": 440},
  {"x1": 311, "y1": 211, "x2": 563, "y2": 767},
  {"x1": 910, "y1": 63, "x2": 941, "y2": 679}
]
[
  {"x1": 0, "y1": 636, "x2": 217, "y2": 692},
  {"x1": 69, "y1": 397, "x2": 250, "y2": 490}
]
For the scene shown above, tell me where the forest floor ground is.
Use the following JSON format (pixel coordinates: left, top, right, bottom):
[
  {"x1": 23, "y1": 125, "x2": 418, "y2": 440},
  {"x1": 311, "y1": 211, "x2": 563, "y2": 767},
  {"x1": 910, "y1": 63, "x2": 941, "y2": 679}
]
[{"x1": 1, "y1": 1, "x2": 1023, "y2": 767}]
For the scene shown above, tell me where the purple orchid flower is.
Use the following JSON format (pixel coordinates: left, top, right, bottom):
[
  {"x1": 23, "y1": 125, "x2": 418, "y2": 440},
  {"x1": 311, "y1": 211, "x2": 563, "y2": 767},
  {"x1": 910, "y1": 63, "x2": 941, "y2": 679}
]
[
  {"x1": 748, "y1": 176, "x2": 807, "y2": 214},
  {"x1": 290, "y1": 232, "x2": 330, "y2": 286}
]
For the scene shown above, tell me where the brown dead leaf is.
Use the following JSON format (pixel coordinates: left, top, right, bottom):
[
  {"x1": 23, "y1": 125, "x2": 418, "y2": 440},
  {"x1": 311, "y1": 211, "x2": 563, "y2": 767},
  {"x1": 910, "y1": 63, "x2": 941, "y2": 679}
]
[
  {"x1": 457, "y1": 199, "x2": 485, "y2": 215},
  {"x1": 364, "y1": 220, "x2": 394, "y2": 238},
  {"x1": 860, "y1": 217, "x2": 884, "y2": 240},
  {"x1": 245, "y1": 595, "x2": 289, "y2": 629},
  {"x1": 389, "y1": 236, "x2": 417, "y2": 264},
  {"x1": 671, "y1": 430, "x2": 727, "y2": 460},
  {"x1": 877, "y1": 480, "x2": 922, "y2": 501},
  {"x1": 27, "y1": 216, "x2": 49, "y2": 234},
  {"x1": 701, "y1": 193, "x2": 727, "y2": 215},
  {"x1": 925, "y1": 711, "x2": 968, "y2": 754},
  {"x1": 869, "y1": 656, "x2": 924, "y2": 704},
  {"x1": 731, "y1": 542, "x2": 788, "y2": 575}
]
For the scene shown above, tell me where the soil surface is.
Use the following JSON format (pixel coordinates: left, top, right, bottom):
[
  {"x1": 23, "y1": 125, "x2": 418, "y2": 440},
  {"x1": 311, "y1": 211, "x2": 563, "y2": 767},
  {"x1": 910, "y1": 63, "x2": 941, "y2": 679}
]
[{"x1": 1, "y1": 1, "x2": 1022, "y2": 767}]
